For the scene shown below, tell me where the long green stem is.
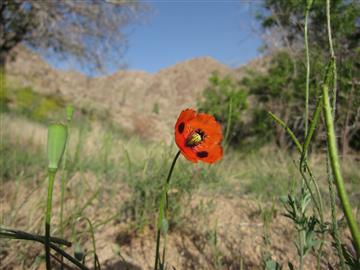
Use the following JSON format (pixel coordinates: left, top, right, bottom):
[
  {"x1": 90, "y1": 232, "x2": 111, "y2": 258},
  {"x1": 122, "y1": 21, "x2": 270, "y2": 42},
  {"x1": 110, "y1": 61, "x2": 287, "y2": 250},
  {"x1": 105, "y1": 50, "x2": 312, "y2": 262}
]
[
  {"x1": 269, "y1": 112, "x2": 322, "y2": 217},
  {"x1": 326, "y1": 0, "x2": 337, "y2": 115},
  {"x1": 299, "y1": 98, "x2": 325, "y2": 269},
  {"x1": 154, "y1": 228, "x2": 161, "y2": 270},
  {"x1": 300, "y1": 99, "x2": 322, "y2": 169},
  {"x1": 75, "y1": 217, "x2": 98, "y2": 269},
  {"x1": 325, "y1": 5, "x2": 345, "y2": 267},
  {"x1": 304, "y1": 5, "x2": 311, "y2": 143},
  {"x1": 322, "y1": 83, "x2": 360, "y2": 257},
  {"x1": 154, "y1": 151, "x2": 181, "y2": 270},
  {"x1": 59, "y1": 107, "x2": 73, "y2": 270},
  {"x1": 60, "y1": 122, "x2": 71, "y2": 237},
  {"x1": 300, "y1": 99, "x2": 324, "y2": 218},
  {"x1": 299, "y1": 230, "x2": 305, "y2": 270},
  {"x1": 59, "y1": 168, "x2": 66, "y2": 270},
  {"x1": 301, "y1": 12, "x2": 326, "y2": 267},
  {"x1": 326, "y1": 154, "x2": 345, "y2": 269},
  {"x1": 45, "y1": 170, "x2": 56, "y2": 270},
  {"x1": 166, "y1": 151, "x2": 181, "y2": 186},
  {"x1": 268, "y1": 112, "x2": 302, "y2": 152},
  {"x1": 324, "y1": 0, "x2": 359, "y2": 259}
]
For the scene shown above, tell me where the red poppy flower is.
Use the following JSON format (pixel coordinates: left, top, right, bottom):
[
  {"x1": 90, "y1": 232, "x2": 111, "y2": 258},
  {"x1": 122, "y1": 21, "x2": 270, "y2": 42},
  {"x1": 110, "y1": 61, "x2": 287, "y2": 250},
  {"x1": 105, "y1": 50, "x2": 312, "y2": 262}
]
[{"x1": 175, "y1": 109, "x2": 223, "y2": 164}]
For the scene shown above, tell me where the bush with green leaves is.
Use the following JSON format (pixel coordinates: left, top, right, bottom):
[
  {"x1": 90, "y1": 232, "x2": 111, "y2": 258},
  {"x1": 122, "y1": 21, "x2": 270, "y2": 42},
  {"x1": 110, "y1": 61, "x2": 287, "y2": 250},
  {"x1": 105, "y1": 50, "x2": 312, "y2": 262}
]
[
  {"x1": 254, "y1": 0, "x2": 360, "y2": 153},
  {"x1": 198, "y1": 0, "x2": 359, "y2": 153},
  {"x1": 197, "y1": 73, "x2": 248, "y2": 146},
  {"x1": 7, "y1": 86, "x2": 65, "y2": 122}
]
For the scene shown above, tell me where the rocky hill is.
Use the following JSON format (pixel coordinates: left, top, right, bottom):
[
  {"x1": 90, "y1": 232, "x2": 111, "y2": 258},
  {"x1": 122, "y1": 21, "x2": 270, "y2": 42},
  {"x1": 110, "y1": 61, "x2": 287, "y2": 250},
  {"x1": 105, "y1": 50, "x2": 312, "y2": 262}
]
[{"x1": 5, "y1": 46, "x2": 266, "y2": 141}]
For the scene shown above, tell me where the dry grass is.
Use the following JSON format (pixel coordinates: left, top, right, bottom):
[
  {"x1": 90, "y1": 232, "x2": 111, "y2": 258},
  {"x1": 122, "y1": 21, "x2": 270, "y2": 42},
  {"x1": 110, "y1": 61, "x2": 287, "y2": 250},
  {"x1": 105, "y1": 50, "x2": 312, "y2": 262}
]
[{"x1": 1, "y1": 113, "x2": 359, "y2": 269}]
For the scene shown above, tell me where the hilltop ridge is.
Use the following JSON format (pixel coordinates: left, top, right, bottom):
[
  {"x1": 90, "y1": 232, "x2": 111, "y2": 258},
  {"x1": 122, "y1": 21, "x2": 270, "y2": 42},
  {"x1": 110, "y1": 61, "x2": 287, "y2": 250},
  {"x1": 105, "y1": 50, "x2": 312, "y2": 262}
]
[{"x1": 5, "y1": 46, "x2": 265, "y2": 141}]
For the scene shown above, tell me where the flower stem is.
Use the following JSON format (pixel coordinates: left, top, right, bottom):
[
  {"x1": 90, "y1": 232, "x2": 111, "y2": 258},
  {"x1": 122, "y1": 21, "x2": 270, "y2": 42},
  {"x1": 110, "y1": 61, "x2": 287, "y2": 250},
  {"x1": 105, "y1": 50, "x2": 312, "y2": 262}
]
[
  {"x1": 59, "y1": 107, "x2": 73, "y2": 270},
  {"x1": 322, "y1": 83, "x2": 360, "y2": 258},
  {"x1": 326, "y1": 0, "x2": 337, "y2": 115},
  {"x1": 269, "y1": 111, "x2": 324, "y2": 228},
  {"x1": 299, "y1": 229, "x2": 305, "y2": 270},
  {"x1": 154, "y1": 151, "x2": 181, "y2": 270},
  {"x1": 326, "y1": 154, "x2": 345, "y2": 269},
  {"x1": 304, "y1": 4, "x2": 311, "y2": 145},
  {"x1": 60, "y1": 109, "x2": 73, "y2": 239},
  {"x1": 45, "y1": 169, "x2": 56, "y2": 270},
  {"x1": 324, "y1": 0, "x2": 359, "y2": 258},
  {"x1": 154, "y1": 228, "x2": 161, "y2": 270}
]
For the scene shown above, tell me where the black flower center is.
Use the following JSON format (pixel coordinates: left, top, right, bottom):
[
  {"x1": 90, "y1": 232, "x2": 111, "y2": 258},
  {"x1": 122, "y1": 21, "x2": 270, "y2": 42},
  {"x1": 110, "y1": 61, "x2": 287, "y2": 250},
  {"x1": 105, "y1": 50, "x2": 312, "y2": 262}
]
[{"x1": 185, "y1": 129, "x2": 206, "y2": 147}]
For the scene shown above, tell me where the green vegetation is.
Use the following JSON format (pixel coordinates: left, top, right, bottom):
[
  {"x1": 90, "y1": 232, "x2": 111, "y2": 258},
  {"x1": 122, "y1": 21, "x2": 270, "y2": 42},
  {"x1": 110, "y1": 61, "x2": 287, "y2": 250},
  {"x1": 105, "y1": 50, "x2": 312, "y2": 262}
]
[
  {"x1": 199, "y1": 46, "x2": 360, "y2": 152},
  {"x1": 2, "y1": 85, "x2": 65, "y2": 122},
  {"x1": 0, "y1": 131, "x2": 46, "y2": 182},
  {"x1": 198, "y1": 73, "x2": 248, "y2": 146},
  {"x1": 196, "y1": 0, "x2": 360, "y2": 269},
  {"x1": 1, "y1": 0, "x2": 360, "y2": 269},
  {"x1": 198, "y1": 1, "x2": 360, "y2": 154},
  {"x1": 1, "y1": 108, "x2": 359, "y2": 268}
]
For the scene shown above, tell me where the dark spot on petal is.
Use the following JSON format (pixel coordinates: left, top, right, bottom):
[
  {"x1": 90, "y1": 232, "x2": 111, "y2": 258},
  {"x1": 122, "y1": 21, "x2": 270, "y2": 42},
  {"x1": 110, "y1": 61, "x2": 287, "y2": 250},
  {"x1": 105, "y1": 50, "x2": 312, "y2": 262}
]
[
  {"x1": 196, "y1": 151, "x2": 208, "y2": 158},
  {"x1": 178, "y1": 122, "x2": 185, "y2": 133}
]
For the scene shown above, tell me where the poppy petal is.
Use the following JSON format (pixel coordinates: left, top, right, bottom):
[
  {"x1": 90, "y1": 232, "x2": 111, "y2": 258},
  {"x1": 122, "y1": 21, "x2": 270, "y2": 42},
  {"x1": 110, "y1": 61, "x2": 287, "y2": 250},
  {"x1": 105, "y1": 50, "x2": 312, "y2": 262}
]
[
  {"x1": 175, "y1": 109, "x2": 196, "y2": 134},
  {"x1": 188, "y1": 114, "x2": 222, "y2": 142},
  {"x1": 195, "y1": 143, "x2": 223, "y2": 163},
  {"x1": 175, "y1": 109, "x2": 198, "y2": 163},
  {"x1": 179, "y1": 147, "x2": 198, "y2": 163}
]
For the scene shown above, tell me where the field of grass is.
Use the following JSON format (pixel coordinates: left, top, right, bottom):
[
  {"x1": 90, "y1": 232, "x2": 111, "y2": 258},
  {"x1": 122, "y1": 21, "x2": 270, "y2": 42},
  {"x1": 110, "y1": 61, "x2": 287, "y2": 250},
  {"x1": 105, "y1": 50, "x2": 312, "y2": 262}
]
[{"x1": 1, "y1": 108, "x2": 359, "y2": 269}]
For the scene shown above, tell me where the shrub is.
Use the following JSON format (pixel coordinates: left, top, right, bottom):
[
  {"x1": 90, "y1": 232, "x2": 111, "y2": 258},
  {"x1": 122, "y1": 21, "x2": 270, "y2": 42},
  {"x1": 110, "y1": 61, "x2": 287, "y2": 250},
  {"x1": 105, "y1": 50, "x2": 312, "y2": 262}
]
[
  {"x1": 197, "y1": 73, "x2": 248, "y2": 146},
  {"x1": 12, "y1": 87, "x2": 64, "y2": 122}
]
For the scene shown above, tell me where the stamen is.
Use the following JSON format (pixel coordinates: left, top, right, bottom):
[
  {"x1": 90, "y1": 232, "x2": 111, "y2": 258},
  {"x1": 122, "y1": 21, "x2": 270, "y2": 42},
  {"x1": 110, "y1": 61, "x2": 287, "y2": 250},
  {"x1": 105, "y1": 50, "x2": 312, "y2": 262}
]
[{"x1": 185, "y1": 129, "x2": 206, "y2": 147}]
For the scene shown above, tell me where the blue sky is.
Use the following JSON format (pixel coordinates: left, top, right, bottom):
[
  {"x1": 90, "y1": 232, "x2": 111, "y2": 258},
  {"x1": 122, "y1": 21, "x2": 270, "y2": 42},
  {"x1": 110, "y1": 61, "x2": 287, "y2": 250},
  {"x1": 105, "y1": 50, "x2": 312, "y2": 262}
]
[
  {"x1": 125, "y1": 1, "x2": 263, "y2": 73},
  {"x1": 46, "y1": 1, "x2": 264, "y2": 76}
]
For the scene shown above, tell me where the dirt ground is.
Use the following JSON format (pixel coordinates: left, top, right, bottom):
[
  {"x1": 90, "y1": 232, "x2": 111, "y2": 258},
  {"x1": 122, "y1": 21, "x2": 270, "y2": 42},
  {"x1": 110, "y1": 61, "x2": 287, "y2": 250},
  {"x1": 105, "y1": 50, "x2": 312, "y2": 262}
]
[
  {"x1": 1, "y1": 174, "x2": 347, "y2": 270},
  {"x1": 94, "y1": 195, "x2": 342, "y2": 270}
]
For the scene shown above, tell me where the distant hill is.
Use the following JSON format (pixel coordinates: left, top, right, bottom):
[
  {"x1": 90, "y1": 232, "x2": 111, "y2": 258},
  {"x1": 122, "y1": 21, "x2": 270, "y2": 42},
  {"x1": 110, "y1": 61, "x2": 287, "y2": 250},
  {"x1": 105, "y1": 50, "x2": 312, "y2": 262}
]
[{"x1": 5, "y1": 46, "x2": 267, "y2": 141}]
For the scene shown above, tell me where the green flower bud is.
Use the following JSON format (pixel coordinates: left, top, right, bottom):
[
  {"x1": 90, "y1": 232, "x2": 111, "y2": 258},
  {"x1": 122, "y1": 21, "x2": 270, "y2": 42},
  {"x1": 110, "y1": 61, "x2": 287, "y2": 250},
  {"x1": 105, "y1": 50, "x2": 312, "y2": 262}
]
[{"x1": 47, "y1": 123, "x2": 68, "y2": 172}]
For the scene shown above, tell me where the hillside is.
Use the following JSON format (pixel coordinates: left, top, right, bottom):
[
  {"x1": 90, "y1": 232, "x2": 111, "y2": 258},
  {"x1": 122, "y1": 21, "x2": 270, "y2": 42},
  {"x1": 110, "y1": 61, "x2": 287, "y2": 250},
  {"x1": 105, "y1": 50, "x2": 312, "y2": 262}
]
[
  {"x1": 3, "y1": 47, "x2": 359, "y2": 270},
  {"x1": 5, "y1": 46, "x2": 266, "y2": 141}
]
